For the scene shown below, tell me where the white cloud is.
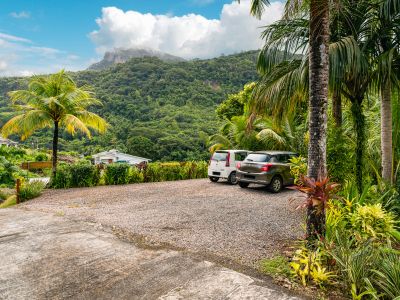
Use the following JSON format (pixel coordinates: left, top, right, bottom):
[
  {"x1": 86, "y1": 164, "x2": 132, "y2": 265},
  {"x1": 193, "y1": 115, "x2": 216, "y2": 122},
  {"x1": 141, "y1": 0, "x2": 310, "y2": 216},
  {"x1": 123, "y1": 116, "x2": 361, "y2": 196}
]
[
  {"x1": 0, "y1": 32, "x2": 87, "y2": 77},
  {"x1": 90, "y1": 0, "x2": 284, "y2": 59},
  {"x1": 10, "y1": 11, "x2": 31, "y2": 19},
  {"x1": 0, "y1": 32, "x2": 31, "y2": 43}
]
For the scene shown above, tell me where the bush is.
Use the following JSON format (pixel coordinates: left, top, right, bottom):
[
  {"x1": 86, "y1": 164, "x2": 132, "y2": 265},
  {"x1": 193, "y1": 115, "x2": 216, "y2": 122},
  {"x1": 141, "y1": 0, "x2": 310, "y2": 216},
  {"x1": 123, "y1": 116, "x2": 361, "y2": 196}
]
[
  {"x1": 128, "y1": 167, "x2": 144, "y2": 183},
  {"x1": 19, "y1": 181, "x2": 45, "y2": 201},
  {"x1": 69, "y1": 163, "x2": 100, "y2": 187},
  {"x1": 289, "y1": 156, "x2": 307, "y2": 185},
  {"x1": 350, "y1": 203, "x2": 397, "y2": 243},
  {"x1": 34, "y1": 153, "x2": 49, "y2": 162},
  {"x1": 0, "y1": 156, "x2": 18, "y2": 187},
  {"x1": 104, "y1": 163, "x2": 130, "y2": 185},
  {"x1": 51, "y1": 164, "x2": 72, "y2": 188}
]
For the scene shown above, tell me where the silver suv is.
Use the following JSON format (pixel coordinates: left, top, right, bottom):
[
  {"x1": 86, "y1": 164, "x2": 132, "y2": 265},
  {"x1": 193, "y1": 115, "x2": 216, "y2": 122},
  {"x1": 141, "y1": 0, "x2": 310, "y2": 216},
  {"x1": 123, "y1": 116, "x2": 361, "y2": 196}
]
[{"x1": 236, "y1": 151, "x2": 297, "y2": 192}]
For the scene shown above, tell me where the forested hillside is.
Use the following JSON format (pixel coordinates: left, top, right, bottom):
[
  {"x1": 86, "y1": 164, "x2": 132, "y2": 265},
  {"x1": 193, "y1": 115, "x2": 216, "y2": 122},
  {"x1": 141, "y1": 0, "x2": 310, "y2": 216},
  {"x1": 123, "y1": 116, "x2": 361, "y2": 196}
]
[{"x1": 0, "y1": 51, "x2": 258, "y2": 161}]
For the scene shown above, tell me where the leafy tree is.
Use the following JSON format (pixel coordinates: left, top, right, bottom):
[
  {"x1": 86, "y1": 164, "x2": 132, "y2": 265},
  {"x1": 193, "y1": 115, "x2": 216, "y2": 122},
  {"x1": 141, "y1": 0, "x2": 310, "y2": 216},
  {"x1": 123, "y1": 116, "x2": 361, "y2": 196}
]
[
  {"x1": 1, "y1": 70, "x2": 108, "y2": 179},
  {"x1": 126, "y1": 136, "x2": 156, "y2": 159}
]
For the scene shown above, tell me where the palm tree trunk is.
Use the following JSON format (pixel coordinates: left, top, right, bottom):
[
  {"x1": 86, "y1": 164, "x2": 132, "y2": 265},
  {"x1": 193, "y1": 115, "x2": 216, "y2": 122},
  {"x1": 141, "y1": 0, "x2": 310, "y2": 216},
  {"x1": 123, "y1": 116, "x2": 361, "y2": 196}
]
[
  {"x1": 350, "y1": 99, "x2": 365, "y2": 192},
  {"x1": 52, "y1": 121, "x2": 59, "y2": 180},
  {"x1": 332, "y1": 90, "x2": 342, "y2": 127},
  {"x1": 306, "y1": 0, "x2": 330, "y2": 244},
  {"x1": 381, "y1": 80, "x2": 393, "y2": 184}
]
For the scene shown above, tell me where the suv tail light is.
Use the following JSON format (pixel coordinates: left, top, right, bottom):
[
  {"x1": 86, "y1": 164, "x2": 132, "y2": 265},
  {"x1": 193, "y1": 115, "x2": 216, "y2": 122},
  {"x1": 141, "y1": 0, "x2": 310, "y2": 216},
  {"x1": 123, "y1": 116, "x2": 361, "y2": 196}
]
[
  {"x1": 236, "y1": 162, "x2": 241, "y2": 169},
  {"x1": 225, "y1": 152, "x2": 230, "y2": 167},
  {"x1": 261, "y1": 163, "x2": 272, "y2": 172}
]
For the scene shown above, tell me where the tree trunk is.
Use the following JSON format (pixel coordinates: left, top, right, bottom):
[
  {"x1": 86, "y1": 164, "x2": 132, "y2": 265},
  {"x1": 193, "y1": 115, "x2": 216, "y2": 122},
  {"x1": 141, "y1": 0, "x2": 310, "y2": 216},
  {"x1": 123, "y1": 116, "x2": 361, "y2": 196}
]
[
  {"x1": 306, "y1": 0, "x2": 330, "y2": 243},
  {"x1": 350, "y1": 99, "x2": 365, "y2": 192},
  {"x1": 51, "y1": 121, "x2": 59, "y2": 180},
  {"x1": 332, "y1": 90, "x2": 342, "y2": 127},
  {"x1": 381, "y1": 80, "x2": 393, "y2": 184}
]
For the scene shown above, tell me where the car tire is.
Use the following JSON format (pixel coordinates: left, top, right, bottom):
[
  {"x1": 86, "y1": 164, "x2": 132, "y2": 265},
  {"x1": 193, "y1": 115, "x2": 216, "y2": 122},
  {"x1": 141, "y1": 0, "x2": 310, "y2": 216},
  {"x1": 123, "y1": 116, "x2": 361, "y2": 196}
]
[
  {"x1": 269, "y1": 176, "x2": 283, "y2": 193},
  {"x1": 238, "y1": 182, "x2": 249, "y2": 188},
  {"x1": 228, "y1": 172, "x2": 238, "y2": 185},
  {"x1": 209, "y1": 176, "x2": 219, "y2": 182}
]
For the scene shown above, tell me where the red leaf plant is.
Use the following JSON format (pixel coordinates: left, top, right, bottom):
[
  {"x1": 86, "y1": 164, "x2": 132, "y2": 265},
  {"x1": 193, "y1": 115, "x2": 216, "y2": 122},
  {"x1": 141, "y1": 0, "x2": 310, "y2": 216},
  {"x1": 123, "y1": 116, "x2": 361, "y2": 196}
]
[{"x1": 289, "y1": 176, "x2": 340, "y2": 212}]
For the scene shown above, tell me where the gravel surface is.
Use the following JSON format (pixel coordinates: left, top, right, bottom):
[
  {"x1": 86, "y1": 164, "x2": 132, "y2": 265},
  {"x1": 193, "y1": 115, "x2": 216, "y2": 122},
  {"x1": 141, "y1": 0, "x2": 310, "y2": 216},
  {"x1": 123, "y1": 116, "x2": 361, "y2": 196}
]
[{"x1": 23, "y1": 179, "x2": 304, "y2": 269}]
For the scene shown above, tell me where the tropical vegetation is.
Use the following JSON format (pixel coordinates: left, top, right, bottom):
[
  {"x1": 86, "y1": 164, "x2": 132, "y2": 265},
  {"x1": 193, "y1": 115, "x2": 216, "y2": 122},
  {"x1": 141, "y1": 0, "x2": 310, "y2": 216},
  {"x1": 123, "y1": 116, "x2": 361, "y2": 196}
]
[{"x1": 1, "y1": 71, "x2": 108, "y2": 179}]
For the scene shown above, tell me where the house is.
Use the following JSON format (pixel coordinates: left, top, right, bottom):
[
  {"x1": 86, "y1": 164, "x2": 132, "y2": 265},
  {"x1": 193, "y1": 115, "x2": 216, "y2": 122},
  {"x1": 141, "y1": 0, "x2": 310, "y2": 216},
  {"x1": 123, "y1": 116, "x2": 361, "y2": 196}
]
[
  {"x1": 0, "y1": 137, "x2": 18, "y2": 147},
  {"x1": 92, "y1": 149, "x2": 151, "y2": 165}
]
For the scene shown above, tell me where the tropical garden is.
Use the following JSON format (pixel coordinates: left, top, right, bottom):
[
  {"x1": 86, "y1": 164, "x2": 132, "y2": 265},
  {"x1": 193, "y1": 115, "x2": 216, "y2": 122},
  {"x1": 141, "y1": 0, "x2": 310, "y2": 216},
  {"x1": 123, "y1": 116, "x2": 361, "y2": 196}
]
[
  {"x1": 0, "y1": 0, "x2": 399, "y2": 298},
  {"x1": 210, "y1": 0, "x2": 400, "y2": 298}
]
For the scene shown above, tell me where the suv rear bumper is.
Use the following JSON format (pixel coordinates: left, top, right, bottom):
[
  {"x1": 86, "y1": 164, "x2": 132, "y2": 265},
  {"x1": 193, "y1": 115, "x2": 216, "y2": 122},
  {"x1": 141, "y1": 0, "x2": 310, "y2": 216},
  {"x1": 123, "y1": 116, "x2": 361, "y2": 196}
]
[{"x1": 236, "y1": 170, "x2": 273, "y2": 185}]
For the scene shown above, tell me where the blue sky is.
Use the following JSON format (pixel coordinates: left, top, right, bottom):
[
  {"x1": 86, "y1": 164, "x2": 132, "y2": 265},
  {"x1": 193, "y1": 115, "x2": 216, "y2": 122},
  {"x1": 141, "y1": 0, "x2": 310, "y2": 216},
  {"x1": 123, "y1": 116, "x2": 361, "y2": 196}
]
[{"x1": 0, "y1": 0, "x2": 284, "y2": 76}]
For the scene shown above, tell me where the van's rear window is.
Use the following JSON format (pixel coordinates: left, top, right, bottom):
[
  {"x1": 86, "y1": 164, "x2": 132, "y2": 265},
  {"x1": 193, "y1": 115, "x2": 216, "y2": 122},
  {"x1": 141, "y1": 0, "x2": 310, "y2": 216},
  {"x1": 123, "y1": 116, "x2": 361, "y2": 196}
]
[
  {"x1": 245, "y1": 154, "x2": 271, "y2": 162},
  {"x1": 211, "y1": 152, "x2": 228, "y2": 161}
]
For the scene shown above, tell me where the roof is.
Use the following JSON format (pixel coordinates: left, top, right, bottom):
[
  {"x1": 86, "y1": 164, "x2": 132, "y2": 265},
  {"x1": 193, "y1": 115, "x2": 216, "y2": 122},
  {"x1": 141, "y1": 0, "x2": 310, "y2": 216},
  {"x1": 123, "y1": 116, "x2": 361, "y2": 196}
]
[
  {"x1": 252, "y1": 151, "x2": 297, "y2": 155},
  {"x1": 92, "y1": 149, "x2": 151, "y2": 161},
  {"x1": 215, "y1": 149, "x2": 249, "y2": 153}
]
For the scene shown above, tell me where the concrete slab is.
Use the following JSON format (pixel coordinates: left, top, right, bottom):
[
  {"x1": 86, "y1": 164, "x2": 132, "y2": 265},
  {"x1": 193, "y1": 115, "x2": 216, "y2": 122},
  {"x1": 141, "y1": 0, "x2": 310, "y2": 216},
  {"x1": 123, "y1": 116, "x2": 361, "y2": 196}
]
[{"x1": 0, "y1": 209, "x2": 302, "y2": 300}]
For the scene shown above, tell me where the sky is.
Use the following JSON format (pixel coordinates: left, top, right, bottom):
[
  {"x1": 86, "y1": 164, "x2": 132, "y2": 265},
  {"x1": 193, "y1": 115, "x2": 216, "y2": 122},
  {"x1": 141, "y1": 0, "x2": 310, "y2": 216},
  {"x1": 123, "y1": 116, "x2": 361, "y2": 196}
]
[{"x1": 0, "y1": 0, "x2": 284, "y2": 76}]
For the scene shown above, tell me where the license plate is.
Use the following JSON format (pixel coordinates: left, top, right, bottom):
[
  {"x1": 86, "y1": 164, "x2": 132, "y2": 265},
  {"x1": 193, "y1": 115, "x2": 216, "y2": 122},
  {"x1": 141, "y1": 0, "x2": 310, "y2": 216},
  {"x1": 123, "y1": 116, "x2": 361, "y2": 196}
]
[
  {"x1": 244, "y1": 175, "x2": 255, "y2": 179},
  {"x1": 213, "y1": 172, "x2": 221, "y2": 175}
]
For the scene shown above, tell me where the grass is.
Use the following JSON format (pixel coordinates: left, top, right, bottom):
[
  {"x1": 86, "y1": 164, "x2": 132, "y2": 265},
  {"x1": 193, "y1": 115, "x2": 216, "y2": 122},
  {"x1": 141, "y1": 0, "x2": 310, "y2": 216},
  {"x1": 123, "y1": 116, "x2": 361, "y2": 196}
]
[
  {"x1": 260, "y1": 255, "x2": 292, "y2": 279},
  {"x1": 0, "y1": 195, "x2": 17, "y2": 208}
]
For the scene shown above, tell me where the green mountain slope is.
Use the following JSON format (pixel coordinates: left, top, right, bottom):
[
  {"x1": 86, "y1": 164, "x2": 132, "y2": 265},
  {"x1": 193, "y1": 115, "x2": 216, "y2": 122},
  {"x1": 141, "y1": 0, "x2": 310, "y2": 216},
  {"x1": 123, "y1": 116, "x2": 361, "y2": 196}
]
[{"x1": 0, "y1": 51, "x2": 258, "y2": 161}]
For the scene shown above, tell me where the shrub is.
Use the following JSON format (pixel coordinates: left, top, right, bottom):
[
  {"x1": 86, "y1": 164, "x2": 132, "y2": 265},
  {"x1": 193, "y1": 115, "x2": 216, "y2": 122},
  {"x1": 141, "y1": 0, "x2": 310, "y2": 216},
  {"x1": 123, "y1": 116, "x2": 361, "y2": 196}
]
[
  {"x1": 144, "y1": 163, "x2": 163, "y2": 182},
  {"x1": 51, "y1": 164, "x2": 72, "y2": 188},
  {"x1": 35, "y1": 153, "x2": 49, "y2": 162},
  {"x1": 350, "y1": 203, "x2": 397, "y2": 243},
  {"x1": 372, "y1": 249, "x2": 400, "y2": 299},
  {"x1": 69, "y1": 163, "x2": 100, "y2": 187},
  {"x1": 290, "y1": 246, "x2": 334, "y2": 287},
  {"x1": 0, "y1": 156, "x2": 18, "y2": 187},
  {"x1": 19, "y1": 181, "x2": 45, "y2": 201},
  {"x1": 104, "y1": 163, "x2": 130, "y2": 185},
  {"x1": 289, "y1": 156, "x2": 307, "y2": 185},
  {"x1": 128, "y1": 167, "x2": 144, "y2": 183}
]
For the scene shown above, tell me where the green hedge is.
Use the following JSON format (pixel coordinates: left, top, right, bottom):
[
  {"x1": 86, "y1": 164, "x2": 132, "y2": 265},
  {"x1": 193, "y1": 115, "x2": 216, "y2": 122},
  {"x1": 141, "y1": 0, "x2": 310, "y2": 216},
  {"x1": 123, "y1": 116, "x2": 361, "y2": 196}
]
[
  {"x1": 52, "y1": 161, "x2": 208, "y2": 189},
  {"x1": 52, "y1": 163, "x2": 100, "y2": 188}
]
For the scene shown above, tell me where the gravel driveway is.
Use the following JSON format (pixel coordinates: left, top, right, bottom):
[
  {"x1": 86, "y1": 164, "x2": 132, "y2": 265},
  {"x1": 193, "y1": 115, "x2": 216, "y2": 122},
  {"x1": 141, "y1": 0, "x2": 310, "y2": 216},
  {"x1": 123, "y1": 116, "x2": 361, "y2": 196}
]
[{"x1": 23, "y1": 179, "x2": 304, "y2": 269}]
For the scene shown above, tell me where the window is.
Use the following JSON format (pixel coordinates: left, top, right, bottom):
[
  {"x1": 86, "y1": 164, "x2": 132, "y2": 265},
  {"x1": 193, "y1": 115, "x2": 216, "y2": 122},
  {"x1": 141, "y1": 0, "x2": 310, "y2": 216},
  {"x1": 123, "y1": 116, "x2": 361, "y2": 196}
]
[
  {"x1": 211, "y1": 151, "x2": 228, "y2": 161},
  {"x1": 276, "y1": 154, "x2": 289, "y2": 163},
  {"x1": 234, "y1": 152, "x2": 247, "y2": 161},
  {"x1": 245, "y1": 153, "x2": 271, "y2": 162}
]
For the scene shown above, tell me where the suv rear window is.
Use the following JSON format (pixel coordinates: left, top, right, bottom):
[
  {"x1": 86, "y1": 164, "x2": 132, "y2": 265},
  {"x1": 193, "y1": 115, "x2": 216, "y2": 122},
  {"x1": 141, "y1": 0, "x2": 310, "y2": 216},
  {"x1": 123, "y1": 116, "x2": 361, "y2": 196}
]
[
  {"x1": 245, "y1": 153, "x2": 271, "y2": 162},
  {"x1": 211, "y1": 152, "x2": 228, "y2": 161}
]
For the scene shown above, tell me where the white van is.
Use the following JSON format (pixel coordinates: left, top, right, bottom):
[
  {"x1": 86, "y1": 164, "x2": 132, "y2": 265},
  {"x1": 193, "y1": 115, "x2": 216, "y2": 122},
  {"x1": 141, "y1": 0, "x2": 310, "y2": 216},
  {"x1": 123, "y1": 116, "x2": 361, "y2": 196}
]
[{"x1": 208, "y1": 150, "x2": 249, "y2": 184}]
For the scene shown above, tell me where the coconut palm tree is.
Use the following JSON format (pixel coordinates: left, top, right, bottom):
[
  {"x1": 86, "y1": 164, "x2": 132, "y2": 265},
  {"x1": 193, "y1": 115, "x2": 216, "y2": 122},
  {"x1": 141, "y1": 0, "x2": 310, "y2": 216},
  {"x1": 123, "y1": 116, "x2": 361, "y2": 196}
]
[
  {"x1": 1, "y1": 70, "x2": 108, "y2": 180},
  {"x1": 239, "y1": 0, "x2": 330, "y2": 242}
]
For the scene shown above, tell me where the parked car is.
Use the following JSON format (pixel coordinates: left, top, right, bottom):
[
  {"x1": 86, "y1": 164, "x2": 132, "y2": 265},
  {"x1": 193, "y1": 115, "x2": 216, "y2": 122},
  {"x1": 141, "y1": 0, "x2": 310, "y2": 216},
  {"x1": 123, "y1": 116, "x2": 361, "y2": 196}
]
[
  {"x1": 236, "y1": 151, "x2": 297, "y2": 192},
  {"x1": 208, "y1": 150, "x2": 250, "y2": 184}
]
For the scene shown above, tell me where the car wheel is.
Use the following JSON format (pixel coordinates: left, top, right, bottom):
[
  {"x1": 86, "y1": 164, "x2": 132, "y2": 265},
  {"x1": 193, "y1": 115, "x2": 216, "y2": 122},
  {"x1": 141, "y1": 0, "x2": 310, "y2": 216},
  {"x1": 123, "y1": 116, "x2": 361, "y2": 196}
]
[
  {"x1": 209, "y1": 176, "x2": 219, "y2": 182},
  {"x1": 228, "y1": 172, "x2": 238, "y2": 185},
  {"x1": 238, "y1": 182, "x2": 249, "y2": 188},
  {"x1": 269, "y1": 176, "x2": 283, "y2": 193}
]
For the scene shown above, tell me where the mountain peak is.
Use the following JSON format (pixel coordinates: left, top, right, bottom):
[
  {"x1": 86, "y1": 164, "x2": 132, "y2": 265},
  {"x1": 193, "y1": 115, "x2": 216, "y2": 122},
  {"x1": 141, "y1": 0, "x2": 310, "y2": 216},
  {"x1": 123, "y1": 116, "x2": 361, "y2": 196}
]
[{"x1": 88, "y1": 48, "x2": 186, "y2": 70}]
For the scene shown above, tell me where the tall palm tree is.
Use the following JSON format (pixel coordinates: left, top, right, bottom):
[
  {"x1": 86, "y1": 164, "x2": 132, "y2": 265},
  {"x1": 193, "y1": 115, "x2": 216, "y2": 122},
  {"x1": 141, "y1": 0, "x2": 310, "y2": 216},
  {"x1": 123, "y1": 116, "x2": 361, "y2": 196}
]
[
  {"x1": 240, "y1": 0, "x2": 331, "y2": 241},
  {"x1": 369, "y1": 0, "x2": 400, "y2": 184},
  {"x1": 1, "y1": 70, "x2": 108, "y2": 180}
]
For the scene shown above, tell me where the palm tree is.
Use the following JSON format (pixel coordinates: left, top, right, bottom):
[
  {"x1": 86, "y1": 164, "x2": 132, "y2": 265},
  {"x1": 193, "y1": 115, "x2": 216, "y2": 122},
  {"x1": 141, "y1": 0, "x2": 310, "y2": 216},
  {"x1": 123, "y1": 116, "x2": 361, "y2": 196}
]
[
  {"x1": 369, "y1": 0, "x2": 400, "y2": 184},
  {"x1": 239, "y1": 0, "x2": 330, "y2": 242},
  {"x1": 1, "y1": 70, "x2": 108, "y2": 180}
]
